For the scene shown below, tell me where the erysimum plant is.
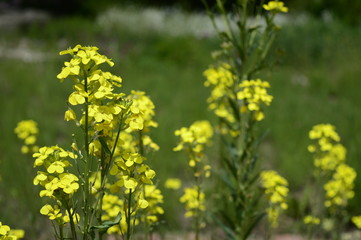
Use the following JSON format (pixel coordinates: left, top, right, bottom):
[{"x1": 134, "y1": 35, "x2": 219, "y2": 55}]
[
  {"x1": 303, "y1": 124, "x2": 356, "y2": 240},
  {"x1": 173, "y1": 120, "x2": 213, "y2": 240},
  {"x1": 30, "y1": 45, "x2": 162, "y2": 240},
  {"x1": 201, "y1": 0, "x2": 289, "y2": 239}
]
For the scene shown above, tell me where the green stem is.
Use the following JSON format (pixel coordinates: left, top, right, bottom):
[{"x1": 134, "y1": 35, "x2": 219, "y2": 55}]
[
  {"x1": 83, "y1": 72, "x2": 91, "y2": 240},
  {"x1": 126, "y1": 189, "x2": 133, "y2": 240},
  {"x1": 58, "y1": 224, "x2": 64, "y2": 240},
  {"x1": 67, "y1": 208, "x2": 78, "y2": 240},
  {"x1": 63, "y1": 198, "x2": 78, "y2": 240},
  {"x1": 195, "y1": 184, "x2": 201, "y2": 240}
]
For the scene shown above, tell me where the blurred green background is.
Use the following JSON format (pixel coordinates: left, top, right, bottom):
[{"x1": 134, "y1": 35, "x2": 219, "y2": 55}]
[{"x1": 0, "y1": 0, "x2": 360, "y2": 238}]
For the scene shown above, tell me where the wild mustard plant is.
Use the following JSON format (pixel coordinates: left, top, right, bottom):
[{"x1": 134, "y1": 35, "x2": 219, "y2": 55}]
[
  {"x1": 28, "y1": 44, "x2": 162, "y2": 240},
  {"x1": 174, "y1": 120, "x2": 213, "y2": 239},
  {"x1": 0, "y1": 222, "x2": 24, "y2": 240},
  {"x1": 260, "y1": 170, "x2": 289, "y2": 229},
  {"x1": 304, "y1": 124, "x2": 356, "y2": 240},
  {"x1": 201, "y1": 0, "x2": 288, "y2": 238}
]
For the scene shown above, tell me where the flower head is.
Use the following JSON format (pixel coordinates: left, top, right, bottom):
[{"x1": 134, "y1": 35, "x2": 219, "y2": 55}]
[
  {"x1": 260, "y1": 170, "x2": 289, "y2": 228},
  {"x1": 263, "y1": 1, "x2": 288, "y2": 13}
]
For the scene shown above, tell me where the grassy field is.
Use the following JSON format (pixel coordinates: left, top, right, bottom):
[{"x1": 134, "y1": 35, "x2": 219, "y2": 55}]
[{"x1": 0, "y1": 7, "x2": 361, "y2": 237}]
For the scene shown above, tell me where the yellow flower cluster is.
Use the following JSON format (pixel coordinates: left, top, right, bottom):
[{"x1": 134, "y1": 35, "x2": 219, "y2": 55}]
[
  {"x1": 204, "y1": 64, "x2": 273, "y2": 123},
  {"x1": 0, "y1": 222, "x2": 24, "y2": 240},
  {"x1": 140, "y1": 185, "x2": 164, "y2": 223},
  {"x1": 173, "y1": 120, "x2": 213, "y2": 171},
  {"x1": 14, "y1": 120, "x2": 39, "y2": 154},
  {"x1": 174, "y1": 121, "x2": 212, "y2": 229},
  {"x1": 203, "y1": 63, "x2": 235, "y2": 123},
  {"x1": 106, "y1": 96, "x2": 161, "y2": 230},
  {"x1": 308, "y1": 124, "x2": 346, "y2": 172},
  {"x1": 180, "y1": 186, "x2": 205, "y2": 218},
  {"x1": 32, "y1": 146, "x2": 80, "y2": 221},
  {"x1": 100, "y1": 184, "x2": 164, "y2": 235},
  {"x1": 324, "y1": 163, "x2": 356, "y2": 208},
  {"x1": 303, "y1": 215, "x2": 320, "y2": 225},
  {"x1": 126, "y1": 90, "x2": 158, "y2": 132},
  {"x1": 119, "y1": 90, "x2": 160, "y2": 152},
  {"x1": 110, "y1": 153, "x2": 155, "y2": 192},
  {"x1": 237, "y1": 79, "x2": 273, "y2": 121},
  {"x1": 263, "y1": 1, "x2": 288, "y2": 13},
  {"x1": 58, "y1": 44, "x2": 126, "y2": 136},
  {"x1": 101, "y1": 194, "x2": 130, "y2": 234},
  {"x1": 40, "y1": 205, "x2": 79, "y2": 225},
  {"x1": 260, "y1": 170, "x2": 289, "y2": 228}
]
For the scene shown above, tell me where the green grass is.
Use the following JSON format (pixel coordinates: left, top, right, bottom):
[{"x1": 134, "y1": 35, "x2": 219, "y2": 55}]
[{"x1": 1, "y1": 11, "x2": 361, "y2": 237}]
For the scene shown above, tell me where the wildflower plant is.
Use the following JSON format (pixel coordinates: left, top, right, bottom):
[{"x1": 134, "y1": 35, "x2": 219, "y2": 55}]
[
  {"x1": 260, "y1": 170, "x2": 289, "y2": 230},
  {"x1": 30, "y1": 45, "x2": 162, "y2": 240},
  {"x1": 304, "y1": 124, "x2": 356, "y2": 240},
  {"x1": 201, "y1": 0, "x2": 288, "y2": 238},
  {"x1": 173, "y1": 120, "x2": 213, "y2": 240}
]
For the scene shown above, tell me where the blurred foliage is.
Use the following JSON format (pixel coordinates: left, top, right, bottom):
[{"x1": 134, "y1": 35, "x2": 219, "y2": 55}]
[{"x1": 4, "y1": 0, "x2": 361, "y2": 24}]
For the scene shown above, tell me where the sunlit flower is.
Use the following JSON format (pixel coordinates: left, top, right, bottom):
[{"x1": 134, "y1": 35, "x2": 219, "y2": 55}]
[{"x1": 263, "y1": 1, "x2": 288, "y2": 13}]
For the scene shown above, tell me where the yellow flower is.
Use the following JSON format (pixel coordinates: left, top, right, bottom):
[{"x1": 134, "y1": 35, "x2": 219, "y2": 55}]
[
  {"x1": 237, "y1": 79, "x2": 273, "y2": 121},
  {"x1": 63, "y1": 209, "x2": 80, "y2": 224},
  {"x1": 263, "y1": 1, "x2": 288, "y2": 13},
  {"x1": 0, "y1": 222, "x2": 10, "y2": 236},
  {"x1": 164, "y1": 178, "x2": 182, "y2": 190},
  {"x1": 260, "y1": 170, "x2": 289, "y2": 228},
  {"x1": 308, "y1": 124, "x2": 346, "y2": 172},
  {"x1": 0, "y1": 222, "x2": 24, "y2": 239},
  {"x1": 203, "y1": 63, "x2": 235, "y2": 123},
  {"x1": 173, "y1": 120, "x2": 213, "y2": 153},
  {"x1": 180, "y1": 186, "x2": 205, "y2": 218},
  {"x1": 40, "y1": 204, "x2": 62, "y2": 221},
  {"x1": 8, "y1": 229, "x2": 25, "y2": 239},
  {"x1": 352, "y1": 216, "x2": 361, "y2": 229},
  {"x1": 14, "y1": 120, "x2": 39, "y2": 154},
  {"x1": 303, "y1": 215, "x2": 320, "y2": 225},
  {"x1": 64, "y1": 109, "x2": 76, "y2": 121},
  {"x1": 324, "y1": 164, "x2": 356, "y2": 208}
]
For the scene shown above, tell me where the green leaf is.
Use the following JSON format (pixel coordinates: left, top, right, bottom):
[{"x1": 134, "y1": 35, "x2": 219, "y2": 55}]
[
  {"x1": 90, "y1": 212, "x2": 122, "y2": 231},
  {"x1": 244, "y1": 212, "x2": 266, "y2": 239},
  {"x1": 213, "y1": 212, "x2": 237, "y2": 239},
  {"x1": 98, "y1": 136, "x2": 111, "y2": 155}
]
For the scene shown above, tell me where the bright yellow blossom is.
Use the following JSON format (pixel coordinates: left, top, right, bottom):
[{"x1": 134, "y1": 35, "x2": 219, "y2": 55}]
[
  {"x1": 263, "y1": 1, "x2": 288, "y2": 13},
  {"x1": 180, "y1": 186, "x2": 205, "y2": 218},
  {"x1": 324, "y1": 164, "x2": 356, "y2": 208},
  {"x1": 352, "y1": 216, "x2": 361, "y2": 229},
  {"x1": 260, "y1": 170, "x2": 289, "y2": 228},
  {"x1": 203, "y1": 63, "x2": 235, "y2": 123},
  {"x1": 237, "y1": 79, "x2": 273, "y2": 121},
  {"x1": 14, "y1": 120, "x2": 39, "y2": 154},
  {"x1": 303, "y1": 215, "x2": 320, "y2": 225},
  {"x1": 0, "y1": 222, "x2": 24, "y2": 240},
  {"x1": 164, "y1": 178, "x2": 182, "y2": 190},
  {"x1": 308, "y1": 124, "x2": 346, "y2": 173}
]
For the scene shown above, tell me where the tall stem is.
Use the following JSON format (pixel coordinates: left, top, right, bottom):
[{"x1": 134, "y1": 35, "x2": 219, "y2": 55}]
[
  {"x1": 126, "y1": 190, "x2": 133, "y2": 240},
  {"x1": 195, "y1": 184, "x2": 201, "y2": 240},
  {"x1": 83, "y1": 72, "x2": 91, "y2": 240},
  {"x1": 58, "y1": 224, "x2": 64, "y2": 240}
]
